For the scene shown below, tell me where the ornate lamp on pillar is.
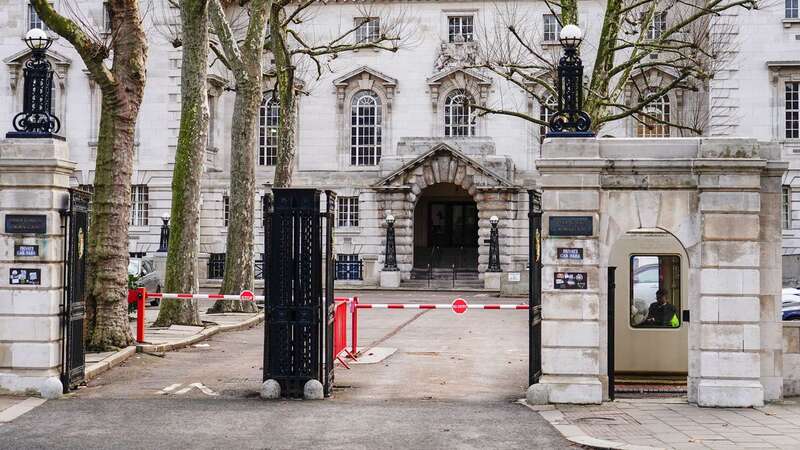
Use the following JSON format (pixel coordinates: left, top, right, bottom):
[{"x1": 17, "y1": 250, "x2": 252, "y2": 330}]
[
  {"x1": 7, "y1": 28, "x2": 61, "y2": 138},
  {"x1": 157, "y1": 213, "x2": 170, "y2": 253},
  {"x1": 380, "y1": 213, "x2": 401, "y2": 288},
  {"x1": 484, "y1": 215, "x2": 503, "y2": 290},
  {"x1": 545, "y1": 24, "x2": 595, "y2": 138}
]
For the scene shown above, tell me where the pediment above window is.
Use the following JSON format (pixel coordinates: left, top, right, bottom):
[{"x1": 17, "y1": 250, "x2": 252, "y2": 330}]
[
  {"x1": 4, "y1": 48, "x2": 71, "y2": 90},
  {"x1": 334, "y1": 66, "x2": 397, "y2": 110},
  {"x1": 767, "y1": 61, "x2": 800, "y2": 83},
  {"x1": 623, "y1": 67, "x2": 683, "y2": 107},
  {"x1": 427, "y1": 68, "x2": 491, "y2": 107}
]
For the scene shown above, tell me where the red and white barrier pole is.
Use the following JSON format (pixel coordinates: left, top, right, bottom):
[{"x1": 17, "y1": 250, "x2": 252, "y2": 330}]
[
  {"x1": 147, "y1": 293, "x2": 262, "y2": 301},
  {"x1": 137, "y1": 287, "x2": 146, "y2": 342},
  {"x1": 355, "y1": 303, "x2": 529, "y2": 310},
  {"x1": 351, "y1": 296, "x2": 358, "y2": 357}
]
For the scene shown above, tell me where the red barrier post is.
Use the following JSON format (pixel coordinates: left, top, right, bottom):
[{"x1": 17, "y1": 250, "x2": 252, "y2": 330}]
[
  {"x1": 137, "y1": 287, "x2": 146, "y2": 343},
  {"x1": 351, "y1": 296, "x2": 358, "y2": 356}
]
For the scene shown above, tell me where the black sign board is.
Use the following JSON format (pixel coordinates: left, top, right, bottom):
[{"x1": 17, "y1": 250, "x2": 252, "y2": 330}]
[
  {"x1": 549, "y1": 216, "x2": 593, "y2": 237},
  {"x1": 10, "y1": 268, "x2": 41, "y2": 285},
  {"x1": 554, "y1": 272, "x2": 587, "y2": 290},
  {"x1": 557, "y1": 247, "x2": 584, "y2": 260},
  {"x1": 14, "y1": 245, "x2": 39, "y2": 257},
  {"x1": 5, "y1": 215, "x2": 47, "y2": 234}
]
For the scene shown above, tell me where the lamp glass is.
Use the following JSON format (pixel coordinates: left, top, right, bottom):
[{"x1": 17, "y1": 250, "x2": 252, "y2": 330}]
[
  {"x1": 490, "y1": 215, "x2": 499, "y2": 225},
  {"x1": 386, "y1": 214, "x2": 395, "y2": 224},
  {"x1": 25, "y1": 28, "x2": 50, "y2": 50},
  {"x1": 559, "y1": 24, "x2": 583, "y2": 48}
]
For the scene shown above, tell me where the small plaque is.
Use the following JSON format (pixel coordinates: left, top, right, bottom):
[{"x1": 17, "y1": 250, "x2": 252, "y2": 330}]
[
  {"x1": 554, "y1": 272, "x2": 587, "y2": 290},
  {"x1": 549, "y1": 216, "x2": 593, "y2": 237},
  {"x1": 14, "y1": 245, "x2": 39, "y2": 257},
  {"x1": 9, "y1": 268, "x2": 41, "y2": 285},
  {"x1": 5, "y1": 214, "x2": 47, "y2": 234},
  {"x1": 508, "y1": 272, "x2": 521, "y2": 282},
  {"x1": 557, "y1": 247, "x2": 584, "y2": 260}
]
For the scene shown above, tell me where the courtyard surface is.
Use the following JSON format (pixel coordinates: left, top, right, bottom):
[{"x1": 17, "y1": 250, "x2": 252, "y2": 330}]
[{"x1": 0, "y1": 290, "x2": 573, "y2": 449}]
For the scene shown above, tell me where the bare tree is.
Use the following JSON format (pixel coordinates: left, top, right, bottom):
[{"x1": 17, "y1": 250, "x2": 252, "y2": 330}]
[
  {"x1": 461, "y1": 0, "x2": 756, "y2": 136},
  {"x1": 206, "y1": 2, "x2": 406, "y2": 311},
  {"x1": 31, "y1": 0, "x2": 147, "y2": 350}
]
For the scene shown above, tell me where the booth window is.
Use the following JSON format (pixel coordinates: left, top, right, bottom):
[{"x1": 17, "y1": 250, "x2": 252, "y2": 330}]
[{"x1": 630, "y1": 255, "x2": 681, "y2": 328}]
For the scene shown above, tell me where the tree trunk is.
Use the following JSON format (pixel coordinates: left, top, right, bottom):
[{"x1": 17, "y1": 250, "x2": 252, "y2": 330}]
[
  {"x1": 272, "y1": 13, "x2": 296, "y2": 188},
  {"x1": 211, "y1": 79, "x2": 260, "y2": 313},
  {"x1": 154, "y1": 0, "x2": 208, "y2": 327}
]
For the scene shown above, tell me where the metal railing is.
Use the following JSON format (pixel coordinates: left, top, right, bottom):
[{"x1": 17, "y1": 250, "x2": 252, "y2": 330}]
[
  {"x1": 207, "y1": 253, "x2": 225, "y2": 279},
  {"x1": 334, "y1": 258, "x2": 363, "y2": 281}
]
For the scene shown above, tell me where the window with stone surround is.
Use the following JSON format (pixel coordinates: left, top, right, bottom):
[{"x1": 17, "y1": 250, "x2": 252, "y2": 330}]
[
  {"x1": 636, "y1": 90, "x2": 671, "y2": 137},
  {"x1": 788, "y1": 0, "x2": 799, "y2": 19},
  {"x1": 337, "y1": 196, "x2": 359, "y2": 228},
  {"x1": 539, "y1": 95, "x2": 557, "y2": 143},
  {"x1": 784, "y1": 186, "x2": 792, "y2": 229},
  {"x1": 259, "y1": 95, "x2": 279, "y2": 166},
  {"x1": 350, "y1": 90, "x2": 382, "y2": 166},
  {"x1": 630, "y1": 255, "x2": 681, "y2": 328},
  {"x1": 444, "y1": 89, "x2": 476, "y2": 137},
  {"x1": 355, "y1": 17, "x2": 380, "y2": 43},
  {"x1": 647, "y1": 11, "x2": 667, "y2": 40},
  {"x1": 448, "y1": 15, "x2": 474, "y2": 43},
  {"x1": 787, "y1": 82, "x2": 800, "y2": 139},
  {"x1": 223, "y1": 195, "x2": 230, "y2": 227},
  {"x1": 130, "y1": 185, "x2": 149, "y2": 226},
  {"x1": 28, "y1": 3, "x2": 48, "y2": 31},
  {"x1": 543, "y1": 14, "x2": 561, "y2": 43}
]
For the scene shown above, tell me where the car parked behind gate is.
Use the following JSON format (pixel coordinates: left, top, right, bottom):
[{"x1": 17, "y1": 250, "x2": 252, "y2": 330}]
[{"x1": 128, "y1": 257, "x2": 162, "y2": 306}]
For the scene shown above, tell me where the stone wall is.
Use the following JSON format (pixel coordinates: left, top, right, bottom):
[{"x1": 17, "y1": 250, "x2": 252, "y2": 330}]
[{"x1": 784, "y1": 322, "x2": 800, "y2": 396}]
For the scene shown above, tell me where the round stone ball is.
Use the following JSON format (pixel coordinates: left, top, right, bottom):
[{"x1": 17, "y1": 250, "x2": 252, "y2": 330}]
[
  {"x1": 303, "y1": 379, "x2": 324, "y2": 400},
  {"x1": 260, "y1": 379, "x2": 281, "y2": 400},
  {"x1": 40, "y1": 377, "x2": 63, "y2": 400}
]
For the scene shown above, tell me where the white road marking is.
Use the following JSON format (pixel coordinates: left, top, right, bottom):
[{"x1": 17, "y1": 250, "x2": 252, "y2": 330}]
[
  {"x1": 160, "y1": 382, "x2": 218, "y2": 396},
  {"x1": 159, "y1": 383, "x2": 182, "y2": 395}
]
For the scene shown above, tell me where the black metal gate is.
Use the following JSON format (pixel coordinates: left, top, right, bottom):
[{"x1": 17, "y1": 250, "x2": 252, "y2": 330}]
[
  {"x1": 607, "y1": 267, "x2": 616, "y2": 401},
  {"x1": 61, "y1": 188, "x2": 90, "y2": 392},
  {"x1": 263, "y1": 188, "x2": 335, "y2": 398},
  {"x1": 528, "y1": 189, "x2": 543, "y2": 385}
]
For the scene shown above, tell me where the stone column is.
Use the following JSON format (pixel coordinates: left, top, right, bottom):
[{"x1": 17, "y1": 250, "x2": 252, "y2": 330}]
[
  {"x1": 531, "y1": 138, "x2": 604, "y2": 404},
  {"x1": 0, "y1": 138, "x2": 74, "y2": 395}
]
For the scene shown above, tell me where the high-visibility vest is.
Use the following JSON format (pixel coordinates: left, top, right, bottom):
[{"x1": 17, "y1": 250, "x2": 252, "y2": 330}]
[{"x1": 670, "y1": 313, "x2": 679, "y2": 328}]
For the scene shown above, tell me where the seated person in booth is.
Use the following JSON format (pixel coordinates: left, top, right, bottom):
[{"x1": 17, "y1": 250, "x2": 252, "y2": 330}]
[{"x1": 645, "y1": 289, "x2": 679, "y2": 327}]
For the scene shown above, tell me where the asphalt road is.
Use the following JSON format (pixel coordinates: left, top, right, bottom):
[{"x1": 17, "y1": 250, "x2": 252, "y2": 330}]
[{"x1": 0, "y1": 290, "x2": 573, "y2": 449}]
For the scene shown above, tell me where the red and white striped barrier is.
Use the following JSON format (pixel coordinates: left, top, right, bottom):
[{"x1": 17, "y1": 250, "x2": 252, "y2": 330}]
[
  {"x1": 356, "y1": 303, "x2": 528, "y2": 310},
  {"x1": 147, "y1": 292, "x2": 262, "y2": 301}
]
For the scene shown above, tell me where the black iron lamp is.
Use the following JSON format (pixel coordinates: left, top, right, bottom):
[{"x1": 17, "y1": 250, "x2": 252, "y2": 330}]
[
  {"x1": 158, "y1": 213, "x2": 170, "y2": 252},
  {"x1": 546, "y1": 24, "x2": 594, "y2": 137},
  {"x1": 7, "y1": 28, "x2": 61, "y2": 138},
  {"x1": 487, "y1": 215, "x2": 501, "y2": 272},
  {"x1": 384, "y1": 214, "x2": 398, "y2": 271}
]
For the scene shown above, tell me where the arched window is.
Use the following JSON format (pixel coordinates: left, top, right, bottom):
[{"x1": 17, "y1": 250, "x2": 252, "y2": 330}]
[
  {"x1": 538, "y1": 95, "x2": 558, "y2": 143},
  {"x1": 637, "y1": 91, "x2": 670, "y2": 137},
  {"x1": 351, "y1": 90, "x2": 382, "y2": 166},
  {"x1": 259, "y1": 95, "x2": 279, "y2": 166},
  {"x1": 444, "y1": 89, "x2": 475, "y2": 137}
]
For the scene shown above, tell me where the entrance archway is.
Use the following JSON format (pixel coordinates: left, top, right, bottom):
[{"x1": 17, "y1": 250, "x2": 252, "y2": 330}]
[{"x1": 412, "y1": 183, "x2": 478, "y2": 271}]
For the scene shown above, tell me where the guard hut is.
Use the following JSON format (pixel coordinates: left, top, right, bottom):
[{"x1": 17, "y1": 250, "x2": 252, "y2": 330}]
[{"x1": 530, "y1": 137, "x2": 786, "y2": 407}]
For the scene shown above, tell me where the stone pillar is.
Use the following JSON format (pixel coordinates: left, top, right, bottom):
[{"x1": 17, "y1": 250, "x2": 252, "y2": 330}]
[
  {"x1": 0, "y1": 138, "x2": 74, "y2": 395},
  {"x1": 534, "y1": 138, "x2": 604, "y2": 404}
]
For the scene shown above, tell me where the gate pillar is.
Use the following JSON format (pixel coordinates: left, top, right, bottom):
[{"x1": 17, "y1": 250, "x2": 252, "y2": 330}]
[
  {"x1": 0, "y1": 138, "x2": 76, "y2": 395},
  {"x1": 263, "y1": 188, "x2": 335, "y2": 398}
]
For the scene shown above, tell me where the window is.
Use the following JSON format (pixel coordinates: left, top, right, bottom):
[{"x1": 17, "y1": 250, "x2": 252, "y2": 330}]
[
  {"x1": 539, "y1": 95, "x2": 557, "y2": 143},
  {"x1": 788, "y1": 0, "x2": 799, "y2": 19},
  {"x1": 259, "y1": 95, "x2": 279, "y2": 166},
  {"x1": 28, "y1": 4, "x2": 48, "y2": 31},
  {"x1": 335, "y1": 254, "x2": 362, "y2": 280},
  {"x1": 103, "y1": 2, "x2": 112, "y2": 33},
  {"x1": 784, "y1": 186, "x2": 792, "y2": 229},
  {"x1": 130, "y1": 185, "x2": 149, "y2": 226},
  {"x1": 223, "y1": 195, "x2": 229, "y2": 227},
  {"x1": 351, "y1": 90, "x2": 382, "y2": 166},
  {"x1": 543, "y1": 14, "x2": 561, "y2": 42},
  {"x1": 448, "y1": 16, "x2": 474, "y2": 43},
  {"x1": 630, "y1": 255, "x2": 681, "y2": 328},
  {"x1": 444, "y1": 89, "x2": 475, "y2": 137},
  {"x1": 337, "y1": 196, "x2": 359, "y2": 227},
  {"x1": 787, "y1": 82, "x2": 800, "y2": 139},
  {"x1": 647, "y1": 11, "x2": 667, "y2": 40},
  {"x1": 129, "y1": 252, "x2": 146, "y2": 259},
  {"x1": 207, "y1": 93, "x2": 215, "y2": 148},
  {"x1": 355, "y1": 17, "x2": 380, "y2": 43},
  {"x1": 637, "y1": 90, "x2": 670, "y2": 137},
  {"x1": 208, "y1": 253, "x2": 225, "y2": 279}
]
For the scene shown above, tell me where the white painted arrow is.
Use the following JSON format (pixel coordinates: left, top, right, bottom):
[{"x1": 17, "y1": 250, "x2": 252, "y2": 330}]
[{"x1": 173, "y1": 382, "x2": 218, "y2": 396}]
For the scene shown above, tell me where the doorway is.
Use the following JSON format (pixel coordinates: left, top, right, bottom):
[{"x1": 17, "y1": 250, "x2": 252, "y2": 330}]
[
  {"x1": 413, "y1": 183, "x2": 478, "y2": 270},
  {"x1": 608, "y1": 229, "x2": 689, "y2": 396}
]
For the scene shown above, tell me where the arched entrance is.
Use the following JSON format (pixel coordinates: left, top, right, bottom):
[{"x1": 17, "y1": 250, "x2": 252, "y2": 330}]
[{"x1": 412, "y1": 183, "x2": 478, "y2": 271}]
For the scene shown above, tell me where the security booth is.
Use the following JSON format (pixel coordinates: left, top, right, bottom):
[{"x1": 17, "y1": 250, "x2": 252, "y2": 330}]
[{"x1": 528, "y1": 137, "x2": 786, "y2": 408}]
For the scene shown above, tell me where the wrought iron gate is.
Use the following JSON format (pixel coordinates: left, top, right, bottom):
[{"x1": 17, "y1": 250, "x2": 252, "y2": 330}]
[
  {"x1": 528, "y1": 189, "x2": 543, "y2": 385},
  {"x1": 607, "y1": 267, "x2": 617, "y2": 401},
  {"x1": 61, "y1": 188, "x2": 90, "y2": 391},
  {"x1": 263, "y1": 189, "x2": 335, "y2": 398}
]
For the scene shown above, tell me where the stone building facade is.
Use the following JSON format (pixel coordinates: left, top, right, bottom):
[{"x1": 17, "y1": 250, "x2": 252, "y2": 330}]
[{"x1": 0, "y1": 0, "x2": 799, "y2": 285}]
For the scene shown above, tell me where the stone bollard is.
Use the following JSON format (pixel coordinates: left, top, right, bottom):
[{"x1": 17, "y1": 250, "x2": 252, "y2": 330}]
[
  {"x1": 260, "y1": 379, "x2": 281, "y2": 400},
  {"x1": 303, "y1": 379, "x2": 324, "y2": 400}
]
